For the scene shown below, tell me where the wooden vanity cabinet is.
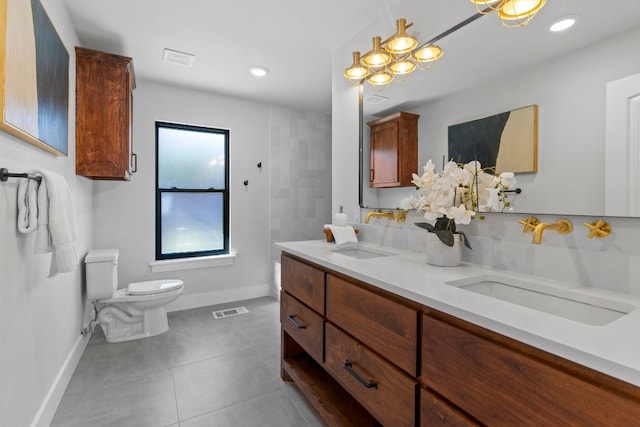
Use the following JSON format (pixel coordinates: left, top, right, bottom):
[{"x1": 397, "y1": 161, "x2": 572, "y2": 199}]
[
  {"x1": 281, "y1": 252, "x2": 640, "y2": 426},
  {"x1": 421, "y1": 310, "x2": 640, "y2": 426},
  {"x1": 280, "y1": 253, "x2": 418, "y2": 426},
  {"x1": 367, "y1": 111, "x2": 419, "y2": 188},
  {"x1": 75, "y1": 47, "x2": 136, "y2": 180}
]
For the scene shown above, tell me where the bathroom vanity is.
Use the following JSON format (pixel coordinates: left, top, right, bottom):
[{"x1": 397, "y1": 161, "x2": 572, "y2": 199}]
[{"x1": 278, "y1": 240, "x2": 640, "y2": 426}]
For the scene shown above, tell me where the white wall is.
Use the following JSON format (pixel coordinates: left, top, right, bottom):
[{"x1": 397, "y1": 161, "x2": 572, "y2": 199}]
[
  {"x1": 0, "y1": 2, "x2": 93, "y2": 426},
  {"x1": 93, "y1": 81, "x2": 272, "y2": 307},
  {"x1": 93, "y1": 81, "x2": 333, "y2": 307}
]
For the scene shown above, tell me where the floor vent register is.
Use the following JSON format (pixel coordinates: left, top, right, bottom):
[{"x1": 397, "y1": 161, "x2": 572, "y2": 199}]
[{"x1": 212, "y1": 306, "x2": 249, "y2": 319}]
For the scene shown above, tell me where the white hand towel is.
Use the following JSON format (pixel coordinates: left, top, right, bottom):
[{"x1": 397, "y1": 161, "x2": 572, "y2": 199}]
[
  {"x1": 328, "y1": 225, "x2": 358, "y2": 249},
  {"x1": 34, "y1": 177, "x2": 52, "y2": 254},
  {"x1": 17, "y1": 177, "x2": 39, "y2": 234},
  {"x1": 30, "y1": 169, "x2": 78, "y2": 276}
]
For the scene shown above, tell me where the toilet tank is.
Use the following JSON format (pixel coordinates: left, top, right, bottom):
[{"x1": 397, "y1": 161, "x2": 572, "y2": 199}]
[{"x1": 85, "y1": 249, "x2": 119, "y2": 301}]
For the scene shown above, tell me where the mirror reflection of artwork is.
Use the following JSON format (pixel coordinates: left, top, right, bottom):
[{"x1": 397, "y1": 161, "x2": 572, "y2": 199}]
[{"x1": 448, "y1": 105, "x2": 537, "y2": 173}]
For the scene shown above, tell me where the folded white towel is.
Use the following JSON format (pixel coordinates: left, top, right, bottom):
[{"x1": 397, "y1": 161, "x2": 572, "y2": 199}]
[
  {"x1": 328, "y1": 225, "x2": 358, "y2": 249},
  {"x1": 29, "y1": 169, "x2": 78, "y2": 276},
  {"x1": 17, "y1": 177, "x2": 39, "y2": 234},
  {"x1": 34, "y1": 177, "x2": 52, "y2": 254}
]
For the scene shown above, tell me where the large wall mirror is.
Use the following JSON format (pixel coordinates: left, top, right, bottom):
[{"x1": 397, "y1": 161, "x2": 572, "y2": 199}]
[{"x1": 357, "y1": 0, "x2": 640, "y2": 217}]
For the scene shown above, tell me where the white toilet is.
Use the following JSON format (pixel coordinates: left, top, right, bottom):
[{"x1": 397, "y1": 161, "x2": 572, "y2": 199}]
[{"x1": 85, "y1": 249, "x2": 184, "y2": 343}]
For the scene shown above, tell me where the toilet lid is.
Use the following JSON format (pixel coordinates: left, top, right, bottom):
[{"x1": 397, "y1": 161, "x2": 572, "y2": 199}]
[{"x1": 127, "y1": 279, "x2": 183, "y2": 296}]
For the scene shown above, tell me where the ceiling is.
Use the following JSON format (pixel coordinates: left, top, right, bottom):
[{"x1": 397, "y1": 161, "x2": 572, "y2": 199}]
[
  {"x1": 61, "y1": 0, "x2": 640, "y2": 115},
  {"x1": 61, "y1": 0, "x2": 397, "y2": 114}
]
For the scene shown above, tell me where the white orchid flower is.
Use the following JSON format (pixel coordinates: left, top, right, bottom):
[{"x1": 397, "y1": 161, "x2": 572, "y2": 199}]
[{"x1": 448, "y1": 204, "x2": 475, "y2": 224}]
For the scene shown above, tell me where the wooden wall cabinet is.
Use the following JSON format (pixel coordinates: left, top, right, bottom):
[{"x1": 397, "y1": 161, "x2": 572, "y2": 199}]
[
  {"x1": 75, "y1": 47, "x2": 136, "y2": 180},
  {"x1": 367, "y1": 111, "x2": 419, "y2": 188}
]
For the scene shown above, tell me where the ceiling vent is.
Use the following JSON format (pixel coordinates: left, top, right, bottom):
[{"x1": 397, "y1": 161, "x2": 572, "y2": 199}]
[
  {"x1": 366, "y1": 94, "x2": 389, "y2": 104},
  {"x1": 163, "y1": 48, "x2": 194, "y2": 67}
]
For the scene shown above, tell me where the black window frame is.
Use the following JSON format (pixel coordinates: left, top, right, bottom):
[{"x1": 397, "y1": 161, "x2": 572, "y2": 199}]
[{"x1": 155, "y1": 121, "x2": 230, "y2": 260}]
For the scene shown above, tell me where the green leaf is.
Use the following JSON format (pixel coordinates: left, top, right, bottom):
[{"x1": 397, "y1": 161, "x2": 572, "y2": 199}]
[
  {"x1": 458, "y1": 231, "x2": 473, "y2": 250},
  {"x1": 415, "y1": 222, "x2": 435, "y2": 232},
  {"x1": 435, "y1": 229, "x2": 455, "y2": 247}
]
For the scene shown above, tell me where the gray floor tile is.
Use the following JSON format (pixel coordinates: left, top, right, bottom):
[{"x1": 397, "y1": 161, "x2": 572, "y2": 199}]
[
  {"x1": 52, "y1": 297, "x2": 324, "y2": 427},
  {"x1": 282, "y1": 382, "x2": 326, "y2": 427},
  {"x1": 179, "y1": 389, "x2": 311, "y2": 427},
  {"x1": 173, "y1": 349, "x2": 283, "y2": 420},
  {"x1": 52, "y1": 369, "x2": 178, "y2": 427}
]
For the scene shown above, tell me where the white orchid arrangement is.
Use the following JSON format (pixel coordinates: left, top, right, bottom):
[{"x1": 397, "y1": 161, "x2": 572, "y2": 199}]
[{"x1": 401, "y1": 159, "x2": 517, "y2": 248}]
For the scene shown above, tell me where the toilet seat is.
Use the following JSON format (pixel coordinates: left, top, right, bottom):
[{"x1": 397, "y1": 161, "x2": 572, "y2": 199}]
[{"x1": 127, "y1": 279, "x2": 183, "y2": 296}]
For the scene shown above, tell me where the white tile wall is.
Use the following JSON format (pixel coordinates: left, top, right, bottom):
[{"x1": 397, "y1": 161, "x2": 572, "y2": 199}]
[
  {"x1": 269, "y1": 106, "x2": 332, "y2": 261},
  {"x1": 358, "y1": 211, "x2": 640, "y2": 296}
]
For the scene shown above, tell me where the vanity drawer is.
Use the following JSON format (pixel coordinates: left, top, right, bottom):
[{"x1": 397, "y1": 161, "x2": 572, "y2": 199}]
[
  {"x1": 326, "y1": 274, "x2": 418, "y2": 376},
  {"x1": 325, "y1": 323, "x2": 416, "y2": 427},
  {"x1": 422, "y1": 314, "x2": 640, "y2": 426},
  {"x1": 280, "y1": 291, "x2": 324, "y2": 363},
  {"x1": 421, "y1": 389, "x2": 477, "y2": 427},
  {"x1": 281, "y1": 254, "x2": 325, "y2": 314}
]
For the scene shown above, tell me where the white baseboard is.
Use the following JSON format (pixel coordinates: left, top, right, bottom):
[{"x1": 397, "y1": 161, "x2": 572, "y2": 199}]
[
  {"x1": 30, "y1": 333, "x2": 91, "y2": 427},
  {"x1": 165, "y1": 282, "x2": 273, "y2": 312}
]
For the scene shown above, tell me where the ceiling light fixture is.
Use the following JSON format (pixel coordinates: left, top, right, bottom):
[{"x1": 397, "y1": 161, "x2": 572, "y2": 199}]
[
  {"x1": 343, "y1": 18, "x2": 443, "y2": 91},
  {"x1": 249, "y1": 66, "x2": 269, "y2": 77},
  {"x1": 549, "y1": 15, "x2": 579, "y2": 32},
  {"x1": 470, "y1": 0, "x2": 546, "y2": 27}
]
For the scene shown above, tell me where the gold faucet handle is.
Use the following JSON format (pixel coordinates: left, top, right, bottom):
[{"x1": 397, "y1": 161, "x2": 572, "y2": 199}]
[
  {"x1": 394, "y1": 209, "x2": 407, "y2": 222},
  {"x1": 518, "y1": 216, "x2": 540, "y2": 233},
  {"x1": 583, "y1": 220, "x2": 612, "y2": 239}
]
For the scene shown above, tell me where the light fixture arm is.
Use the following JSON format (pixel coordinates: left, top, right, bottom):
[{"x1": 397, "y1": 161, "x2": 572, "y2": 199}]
[{"x1": 413, "y1": 10, "x2": 486, "y2": 54}]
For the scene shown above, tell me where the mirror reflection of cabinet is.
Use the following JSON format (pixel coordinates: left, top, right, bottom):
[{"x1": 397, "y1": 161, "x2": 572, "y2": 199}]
[{"x1": 367, "y1": 112, "x2": 419, "y2": 188}]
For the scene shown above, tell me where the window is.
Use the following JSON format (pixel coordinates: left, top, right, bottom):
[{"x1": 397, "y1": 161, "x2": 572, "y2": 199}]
[{"x1": 156, "y1": 122, "x2": 229, "y2": 260}]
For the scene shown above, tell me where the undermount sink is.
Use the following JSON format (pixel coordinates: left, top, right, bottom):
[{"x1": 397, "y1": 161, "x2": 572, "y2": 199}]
[
  {"x1": 331, "y1": 245, "x2": 398, "y2": 259},
  {"x1": 447, "y1": 275, "x2": 637, "y2": 326}
]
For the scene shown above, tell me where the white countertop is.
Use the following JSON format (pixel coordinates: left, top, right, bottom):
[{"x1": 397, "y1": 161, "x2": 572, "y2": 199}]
[{"x1": 276, "y1": 240, "x2": 640, "y2": 387}]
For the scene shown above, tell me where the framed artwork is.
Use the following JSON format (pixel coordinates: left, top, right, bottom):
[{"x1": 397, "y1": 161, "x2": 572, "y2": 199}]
[
  {"x1": 0, "y1": 0, "x2": 69, "y2": 156},
  {"x1": 448, "y1": 104, "x2": 538, "y2": 173}
]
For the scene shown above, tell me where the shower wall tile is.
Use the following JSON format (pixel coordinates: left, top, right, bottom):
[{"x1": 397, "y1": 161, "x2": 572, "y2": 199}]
[{"x1": 269, "y1": 105, "x2": 332, "y2": 262}]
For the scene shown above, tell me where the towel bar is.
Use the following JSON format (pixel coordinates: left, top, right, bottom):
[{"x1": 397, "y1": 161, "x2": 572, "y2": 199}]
[{"x1": 0, "y1": 168, "x2": 42, "y2": 182}]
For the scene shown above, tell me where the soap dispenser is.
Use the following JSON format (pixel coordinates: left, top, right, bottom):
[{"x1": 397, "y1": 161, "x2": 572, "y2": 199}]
[{"x1": 333, "y1": 205, "x2": 348, "y2": 226}]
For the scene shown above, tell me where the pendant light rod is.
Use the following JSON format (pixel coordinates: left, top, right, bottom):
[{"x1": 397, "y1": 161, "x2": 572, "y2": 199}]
[{"x1": 416, "y1": 9, "x2": 488, "y2": 51}]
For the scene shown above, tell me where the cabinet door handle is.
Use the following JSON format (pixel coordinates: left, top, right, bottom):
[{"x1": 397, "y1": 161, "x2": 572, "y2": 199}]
[
  {"x1": 370, "y1": 169, "x2": 374, "y2": 182},
  {"x1": 343, "y1": 360, "x2": 377, "y2": 389},
  {"x1": 131, "y1": 153, "x2": 138, "y2": 173},
  {"x1": 287, "y1": 315, "x2": 306, "y2": 329}
]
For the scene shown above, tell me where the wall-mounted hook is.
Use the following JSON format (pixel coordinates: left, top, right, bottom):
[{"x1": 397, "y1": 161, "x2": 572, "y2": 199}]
[
  {"x1": 243, "y1": 180, "x2": 249, "y2": 186},
  {"x1": 257, "y1": 162, "x2": 262, "y2": 169}
]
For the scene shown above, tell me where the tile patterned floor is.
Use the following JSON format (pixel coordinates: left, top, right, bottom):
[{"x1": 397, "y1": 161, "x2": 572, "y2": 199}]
[{"x1": 52, "y1": 297, "x2": 323, "y2": 427}]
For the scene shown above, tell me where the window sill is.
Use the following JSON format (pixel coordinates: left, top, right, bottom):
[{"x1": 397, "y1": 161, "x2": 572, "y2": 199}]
[{"x1": 149, "y1": 253, "x2": 236, "y2": 273}]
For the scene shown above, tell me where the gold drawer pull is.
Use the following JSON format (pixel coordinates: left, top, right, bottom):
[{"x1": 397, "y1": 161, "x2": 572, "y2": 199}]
[
  {"x1": 287, "y1": 315, "x2": 306, "y2": 329},
  {"x1": 343, "y1": 360, "x2": 377, "y2": 389}
]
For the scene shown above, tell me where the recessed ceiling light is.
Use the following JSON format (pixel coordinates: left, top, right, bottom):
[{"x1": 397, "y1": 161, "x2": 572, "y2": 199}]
[
  {"x1": 249, "y1": 66, "x2": 269, "y2": 77},
  {"x1": 549, "y1": 15, "x2": 579, "y2": 32}
]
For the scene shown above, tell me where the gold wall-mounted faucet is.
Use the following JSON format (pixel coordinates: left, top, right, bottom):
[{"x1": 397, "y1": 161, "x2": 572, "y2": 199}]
[
  {"x1": 532, "y1": 219, "x2": 573, "y2": 244},
  {"x1": 364, "y1": 210, "x2": 395, "y2": 223},
  {"x1": 583, "y1": 219, "x2": 612, "y2": 239}
]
